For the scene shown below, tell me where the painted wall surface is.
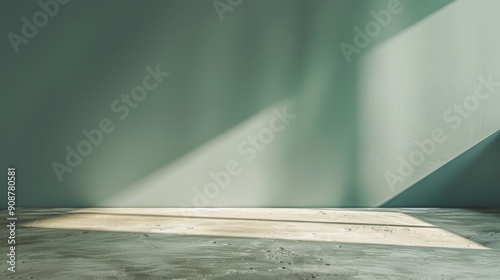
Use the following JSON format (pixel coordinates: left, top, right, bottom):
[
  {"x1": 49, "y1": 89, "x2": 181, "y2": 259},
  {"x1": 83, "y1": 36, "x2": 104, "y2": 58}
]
[
  {"x1": 384, "y1": 131, "x2": 500, "y2": 208},
  {"x1": 1, "y1": 0, "x2": 498, "y2": 208},
  {"x1": 357, "y1": 0, "x2": 500, "y2": 205}
]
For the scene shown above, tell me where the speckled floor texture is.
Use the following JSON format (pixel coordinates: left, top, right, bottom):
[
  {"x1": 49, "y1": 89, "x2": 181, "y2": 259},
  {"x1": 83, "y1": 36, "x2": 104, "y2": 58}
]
[{"x1": 2, "y1": 208, "x2": 499, "y2": 279}]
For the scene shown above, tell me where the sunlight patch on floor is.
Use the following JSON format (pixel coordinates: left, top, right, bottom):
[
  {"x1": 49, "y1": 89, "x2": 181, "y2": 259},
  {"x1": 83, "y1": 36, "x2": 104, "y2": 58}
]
[{"x1": 22, "y1": 208, "x2": 488, "y2": 250}]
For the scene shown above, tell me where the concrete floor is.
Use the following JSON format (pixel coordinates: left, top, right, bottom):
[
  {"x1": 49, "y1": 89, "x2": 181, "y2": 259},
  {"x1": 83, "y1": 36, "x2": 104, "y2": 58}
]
[{"x1": 2, "y1": 208, "x2": 500, "y2": 279}]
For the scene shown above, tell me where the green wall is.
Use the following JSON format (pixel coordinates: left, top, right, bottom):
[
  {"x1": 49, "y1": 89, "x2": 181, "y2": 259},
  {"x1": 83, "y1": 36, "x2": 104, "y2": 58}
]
[{"x1": 1, "y1": 0, "x2": 498, "y2": 208}]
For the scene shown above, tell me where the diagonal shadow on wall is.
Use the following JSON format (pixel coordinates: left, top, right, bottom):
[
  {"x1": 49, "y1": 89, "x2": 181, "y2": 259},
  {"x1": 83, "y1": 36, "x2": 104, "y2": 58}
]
[{"x1": 382, "y1": 130, "x2": 500, "y2": 208}]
